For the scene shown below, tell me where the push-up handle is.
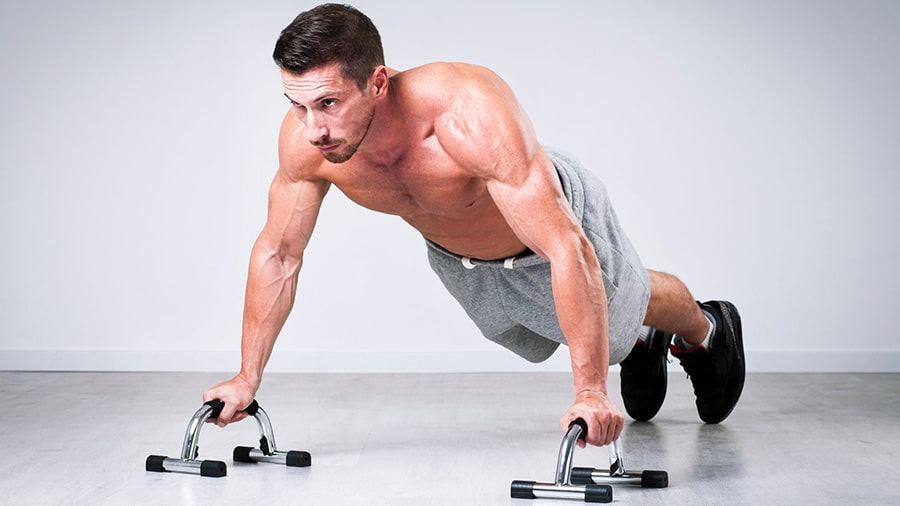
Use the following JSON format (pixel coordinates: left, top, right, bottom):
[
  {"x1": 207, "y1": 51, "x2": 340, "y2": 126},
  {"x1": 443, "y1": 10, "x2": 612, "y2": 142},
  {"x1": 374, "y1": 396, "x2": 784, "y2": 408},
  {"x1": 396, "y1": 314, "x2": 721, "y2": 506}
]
[
  {"x1": 145, "y1": 398, "x2": 309, "y2": 478},
  {"x1": 145, "y1": 399, "x2": 238, "y2": 477},
  {"x1": 204, "y1": 399, "x2": 259, "y2": 420},
  {"x1": 511, "y1": 418, "x2": 613, "y2": 503}
]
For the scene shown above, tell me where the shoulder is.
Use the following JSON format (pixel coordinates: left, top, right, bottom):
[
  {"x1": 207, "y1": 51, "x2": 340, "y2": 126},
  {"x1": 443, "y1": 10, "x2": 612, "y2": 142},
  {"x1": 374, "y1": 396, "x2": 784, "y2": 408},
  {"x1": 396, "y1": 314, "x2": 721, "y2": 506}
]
[
  {"x1": 396, "y1": 62, "x2": 512, "y2": 108},
  {"x1": 403, "y1": 64, "x2": 536, "y2": 177}
]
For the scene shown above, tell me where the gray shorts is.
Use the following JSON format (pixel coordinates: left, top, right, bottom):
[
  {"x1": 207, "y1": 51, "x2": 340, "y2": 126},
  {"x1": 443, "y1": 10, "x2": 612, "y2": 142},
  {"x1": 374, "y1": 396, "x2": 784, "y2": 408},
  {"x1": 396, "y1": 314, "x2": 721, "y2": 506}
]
[{"x1": 426, "y1": 147, "x2": 650, "y2": 365}]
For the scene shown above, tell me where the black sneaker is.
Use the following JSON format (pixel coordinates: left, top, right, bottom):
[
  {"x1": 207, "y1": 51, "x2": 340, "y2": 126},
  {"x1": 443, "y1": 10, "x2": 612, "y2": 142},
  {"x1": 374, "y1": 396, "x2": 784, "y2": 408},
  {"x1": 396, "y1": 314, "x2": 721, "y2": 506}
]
[
  {"x1": 670, "y1": 300, "x2": 745, "y2": 424},
  {"x1": 620, "y1": 327, "x2": 673, "y2": 421}
]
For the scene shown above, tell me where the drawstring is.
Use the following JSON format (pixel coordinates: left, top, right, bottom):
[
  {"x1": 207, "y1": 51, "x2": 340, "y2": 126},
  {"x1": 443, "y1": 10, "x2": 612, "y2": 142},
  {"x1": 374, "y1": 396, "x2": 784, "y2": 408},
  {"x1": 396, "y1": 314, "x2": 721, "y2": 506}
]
[{"x1": 462, "y1": 256, "x2": 518, "y2": 270}]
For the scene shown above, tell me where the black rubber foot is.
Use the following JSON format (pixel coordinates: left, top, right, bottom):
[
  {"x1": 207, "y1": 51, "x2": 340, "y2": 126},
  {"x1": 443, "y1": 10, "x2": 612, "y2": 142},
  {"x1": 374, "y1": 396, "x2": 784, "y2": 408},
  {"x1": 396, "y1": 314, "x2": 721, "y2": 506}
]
[
  {"x1": 200, "y1": 460, "x2": 227, "y2": 477},
  {"x1": 585, "y1": 484, "x2": 613, "y2": 503},
  {"x1": 570, "y1": 467, "x2": 594, "y2": 485},
  {"x1": 233, "y1": 446, "x2": 256, "y2": 463},
  {"x1": 510, "y1": 480, "x2": 536, "y2": 499},
  {"x1": 641, "y1": 470, "x2": 669, "y2": 488},
  {"x1": 145, "y1": 455, "x2": 167, "y2": 473},
  {"x1": 286, "y1": 450, "x2": 312, "y2": 467}
]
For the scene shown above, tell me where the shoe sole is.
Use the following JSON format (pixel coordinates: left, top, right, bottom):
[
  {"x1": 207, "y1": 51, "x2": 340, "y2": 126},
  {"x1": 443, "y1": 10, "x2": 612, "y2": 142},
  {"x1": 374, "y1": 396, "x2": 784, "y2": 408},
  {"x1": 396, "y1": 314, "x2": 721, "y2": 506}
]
[{"x1": 702, "y1": 300, "x2": 745, "y2": 424}]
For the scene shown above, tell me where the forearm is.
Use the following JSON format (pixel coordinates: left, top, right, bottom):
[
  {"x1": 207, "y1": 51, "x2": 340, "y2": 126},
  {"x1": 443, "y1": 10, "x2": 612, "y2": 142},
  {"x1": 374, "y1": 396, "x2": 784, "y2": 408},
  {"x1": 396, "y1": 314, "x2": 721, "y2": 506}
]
[
  {"x1": 238, "y1": 240, "x2": 302, "y2": 390},
  {"x1": 551, "y1": 242, "x2": 610, "y2": 396}
]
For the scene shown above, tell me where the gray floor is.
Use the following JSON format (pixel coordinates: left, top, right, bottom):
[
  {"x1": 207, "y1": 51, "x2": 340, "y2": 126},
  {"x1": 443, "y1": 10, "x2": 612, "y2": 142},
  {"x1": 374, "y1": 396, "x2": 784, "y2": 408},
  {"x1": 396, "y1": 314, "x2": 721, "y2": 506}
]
[{"x1": 1, "y1": 371, "x2": 898, "y2": 505}]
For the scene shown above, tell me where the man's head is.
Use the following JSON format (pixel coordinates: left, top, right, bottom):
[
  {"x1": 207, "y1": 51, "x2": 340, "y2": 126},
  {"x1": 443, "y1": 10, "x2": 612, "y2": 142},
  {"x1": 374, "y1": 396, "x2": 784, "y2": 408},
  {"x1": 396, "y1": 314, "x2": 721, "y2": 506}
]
[
  {"x1": 273, "y1": 3, "x2": 384, "y2": 92},
  {"x1": 274, "y1": 4, "x2": 386, "y2": 163}
]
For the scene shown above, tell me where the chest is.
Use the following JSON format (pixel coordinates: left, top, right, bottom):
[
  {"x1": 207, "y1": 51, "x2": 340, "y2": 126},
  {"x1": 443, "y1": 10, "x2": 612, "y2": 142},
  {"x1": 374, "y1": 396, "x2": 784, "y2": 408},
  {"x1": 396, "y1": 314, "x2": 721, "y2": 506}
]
[{"x1": 323, "y1": 137, "x2": 486, "y2": 217}]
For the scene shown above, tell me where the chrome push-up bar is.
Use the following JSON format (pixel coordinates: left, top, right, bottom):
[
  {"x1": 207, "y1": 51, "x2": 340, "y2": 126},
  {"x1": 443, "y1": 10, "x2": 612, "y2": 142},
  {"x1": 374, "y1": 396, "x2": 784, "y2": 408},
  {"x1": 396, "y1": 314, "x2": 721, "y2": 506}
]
[
  {"x1": 511, "y1": 419, "x2": 667, "y2": 503},
  {"x1": 145, "y1": 399, "x2": 311, "y2": 477}
]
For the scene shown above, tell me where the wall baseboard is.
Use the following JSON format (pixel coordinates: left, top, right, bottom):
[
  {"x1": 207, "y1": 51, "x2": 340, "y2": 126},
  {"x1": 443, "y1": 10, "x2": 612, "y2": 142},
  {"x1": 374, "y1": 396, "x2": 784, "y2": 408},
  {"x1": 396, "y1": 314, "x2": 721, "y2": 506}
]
[{"x1": 1, "y1": 350, "x2": 897, "y2": 373}]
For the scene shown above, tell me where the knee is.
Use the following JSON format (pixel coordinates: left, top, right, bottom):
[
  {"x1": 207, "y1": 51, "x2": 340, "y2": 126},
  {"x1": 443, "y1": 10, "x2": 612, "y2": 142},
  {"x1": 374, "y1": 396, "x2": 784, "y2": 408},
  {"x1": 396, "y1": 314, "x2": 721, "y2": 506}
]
[
  {"x1": 646, "y1": 270, "x2": 694, "y2": 312},
  {"x1": 647, "y1": 270, "x2": 682, "y2": 296}
]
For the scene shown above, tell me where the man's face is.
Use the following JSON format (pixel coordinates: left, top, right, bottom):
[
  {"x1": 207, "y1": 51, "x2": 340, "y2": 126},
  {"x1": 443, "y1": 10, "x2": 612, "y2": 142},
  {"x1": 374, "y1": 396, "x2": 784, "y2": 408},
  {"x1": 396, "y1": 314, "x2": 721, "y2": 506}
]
[{"x1": 282, "y1": 64, "x2": 375, "y2": 164}]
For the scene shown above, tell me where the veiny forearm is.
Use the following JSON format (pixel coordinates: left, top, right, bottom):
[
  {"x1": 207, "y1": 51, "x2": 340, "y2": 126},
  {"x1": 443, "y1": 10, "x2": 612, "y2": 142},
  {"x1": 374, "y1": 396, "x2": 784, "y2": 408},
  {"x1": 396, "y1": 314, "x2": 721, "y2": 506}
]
[
  {"x1": 551, "y1": 238, "x2": 610, "y2": 396},
  {"x1": 238, "y1": 240, "x2": 302, "y2": 390}
]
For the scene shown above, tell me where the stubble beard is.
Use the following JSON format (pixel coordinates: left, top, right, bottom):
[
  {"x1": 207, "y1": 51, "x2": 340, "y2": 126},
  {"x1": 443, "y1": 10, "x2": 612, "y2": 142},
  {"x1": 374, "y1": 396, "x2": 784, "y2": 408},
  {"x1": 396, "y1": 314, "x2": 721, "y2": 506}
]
[{"x1": 321, "y1": 108, "x2": 377, "y2": 164}]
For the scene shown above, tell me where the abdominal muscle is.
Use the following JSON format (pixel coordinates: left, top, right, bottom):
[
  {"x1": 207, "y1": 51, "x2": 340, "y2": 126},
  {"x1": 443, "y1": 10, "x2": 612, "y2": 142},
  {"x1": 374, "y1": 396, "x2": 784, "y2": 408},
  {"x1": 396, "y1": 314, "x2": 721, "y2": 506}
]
[{"x1": 402, "y1": 192, "x2": 530, "y2": 261}]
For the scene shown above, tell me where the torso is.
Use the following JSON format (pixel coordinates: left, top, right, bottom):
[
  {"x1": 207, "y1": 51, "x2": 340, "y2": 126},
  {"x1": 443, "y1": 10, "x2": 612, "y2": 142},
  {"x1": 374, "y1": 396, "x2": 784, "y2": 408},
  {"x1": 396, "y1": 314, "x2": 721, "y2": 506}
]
[{"x1": 302, "y1": 63, "x2": 533, "y2": 260}]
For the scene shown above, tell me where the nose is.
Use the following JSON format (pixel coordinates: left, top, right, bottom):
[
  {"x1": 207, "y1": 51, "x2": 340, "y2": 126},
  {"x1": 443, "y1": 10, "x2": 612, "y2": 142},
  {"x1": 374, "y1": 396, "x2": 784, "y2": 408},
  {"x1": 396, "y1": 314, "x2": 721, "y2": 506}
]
[{"x1": 305, "y1": 113, "x2": 329, "y2": 144}]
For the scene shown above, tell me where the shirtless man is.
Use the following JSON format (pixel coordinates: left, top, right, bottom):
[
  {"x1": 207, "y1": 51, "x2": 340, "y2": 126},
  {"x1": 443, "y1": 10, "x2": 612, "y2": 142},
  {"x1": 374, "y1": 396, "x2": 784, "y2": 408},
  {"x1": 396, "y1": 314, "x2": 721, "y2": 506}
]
[{"x1": 204, "y1": 3, "x2": 745, "y2": 448}]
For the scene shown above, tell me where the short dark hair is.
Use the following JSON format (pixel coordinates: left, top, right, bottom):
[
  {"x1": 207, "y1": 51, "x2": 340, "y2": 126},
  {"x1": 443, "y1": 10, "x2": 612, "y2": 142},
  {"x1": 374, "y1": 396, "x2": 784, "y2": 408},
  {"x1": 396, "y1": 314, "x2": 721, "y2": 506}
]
[{"x1": 273, "y1": 3, "x2": 385, "y2": 91}]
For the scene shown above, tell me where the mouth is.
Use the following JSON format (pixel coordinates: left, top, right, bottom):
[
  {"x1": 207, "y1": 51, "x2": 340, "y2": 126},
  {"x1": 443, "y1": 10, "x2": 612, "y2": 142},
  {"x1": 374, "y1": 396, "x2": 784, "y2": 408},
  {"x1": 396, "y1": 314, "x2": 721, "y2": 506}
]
[{"x1": 317, "y1": 144, "x2": 340, "y2": 153}]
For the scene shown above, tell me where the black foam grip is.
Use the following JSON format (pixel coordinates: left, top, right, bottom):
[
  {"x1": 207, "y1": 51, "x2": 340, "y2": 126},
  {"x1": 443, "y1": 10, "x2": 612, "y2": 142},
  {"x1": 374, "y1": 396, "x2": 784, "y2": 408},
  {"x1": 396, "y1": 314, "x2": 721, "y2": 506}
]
[
  {"x1": 145, "y1": 455, "x2": 167, "y2": 473},
  {"x1": 244, "y1": 400, "x2": 259, "y2": 416},
  {"x1": 205, "y1": 399, "x2": 225, "y2": 419},
  {"x1": 570, "y1": 467, "x2": 595, "y2": 485},
  {"x1": 584, "y1": 484, "x2": 613, "y2": 503},
  {"x1": 286, "y1": 450, "x2": 312, "y2": 467},
  {"x1": 569, "y1": 418, "x2": 588, "y2": 441},
  {"x1": 510, "y1": 481, "x2": 536, "y2": 499},
  {"x1": 641, "y1": 470, "x2": 669, "y2": 488},
  {"x1": 200, "y1": 460, "x2": 227, "y2": 477},
  {"x1": 233, "y1": 446, "x2": 256, "y2": 463}
]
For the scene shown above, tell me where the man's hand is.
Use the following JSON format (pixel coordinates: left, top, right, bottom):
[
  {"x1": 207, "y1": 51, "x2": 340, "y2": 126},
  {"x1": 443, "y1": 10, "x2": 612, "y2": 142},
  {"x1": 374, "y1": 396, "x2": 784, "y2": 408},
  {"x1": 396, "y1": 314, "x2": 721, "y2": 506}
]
[
  {"x1": 202, "y1": 374, "x2": 257, "y2": 428},
  {"x1": 560, "y1": 390, "x2": 624, "y2": 448}
]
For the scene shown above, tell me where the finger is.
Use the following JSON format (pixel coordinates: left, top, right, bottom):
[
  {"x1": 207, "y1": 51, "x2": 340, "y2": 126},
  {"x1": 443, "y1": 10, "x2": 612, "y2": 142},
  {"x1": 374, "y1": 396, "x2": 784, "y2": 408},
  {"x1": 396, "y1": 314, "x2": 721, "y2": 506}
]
[
  {"x1": 202, "y1": 389, "x2": 218, "y2": 405},
  {"x1": 613, "y1": 406, "x2": 625, "y2": 440},
  {"x1": 561, "y1": 412, "x2": 583, "y2": 434},
  {"x1": 598, "y1": 417, "x2": 612, "y2": 447},
  {"x1": 607, "y1": 413, "x2": 620, "y2": 446},
  {"x1": 215, "y1": 403, "x2": 237, "y2": 427},
  {"x1": 220, "y1": 402, "x2": 253, "y2": 427},
  {"x1": 612, "y1": 415, "x2": 624, "y2": 442},
  {"x1": 585, "y1": 415, "x2": 603, "y2": 447},
  {"x1": 595, "y1": 413, "x2": 614, "y2": 447}
]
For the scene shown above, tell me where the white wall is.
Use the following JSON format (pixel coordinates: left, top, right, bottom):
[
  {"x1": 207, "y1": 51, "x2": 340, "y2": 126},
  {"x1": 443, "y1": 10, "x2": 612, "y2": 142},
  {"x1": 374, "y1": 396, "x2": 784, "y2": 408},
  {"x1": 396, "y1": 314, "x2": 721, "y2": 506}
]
[{"x1": 2, "y1": 0, "x2": 898, "y2": 373}]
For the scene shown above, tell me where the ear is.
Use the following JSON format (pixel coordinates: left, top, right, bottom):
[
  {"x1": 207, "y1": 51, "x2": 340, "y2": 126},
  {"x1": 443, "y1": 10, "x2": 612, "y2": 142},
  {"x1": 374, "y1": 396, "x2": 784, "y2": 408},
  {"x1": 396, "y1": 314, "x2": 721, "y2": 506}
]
[{"x1": 370, "y1": 66, "x2": 389, "y2": 97}]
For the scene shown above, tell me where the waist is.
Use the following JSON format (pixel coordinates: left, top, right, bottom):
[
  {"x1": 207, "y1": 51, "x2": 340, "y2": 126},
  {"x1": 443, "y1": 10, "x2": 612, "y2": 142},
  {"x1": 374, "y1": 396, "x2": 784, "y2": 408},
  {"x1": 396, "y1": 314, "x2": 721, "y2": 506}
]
[{"x1": 425, "y1": 239, "x2": 546, "y2": 269}]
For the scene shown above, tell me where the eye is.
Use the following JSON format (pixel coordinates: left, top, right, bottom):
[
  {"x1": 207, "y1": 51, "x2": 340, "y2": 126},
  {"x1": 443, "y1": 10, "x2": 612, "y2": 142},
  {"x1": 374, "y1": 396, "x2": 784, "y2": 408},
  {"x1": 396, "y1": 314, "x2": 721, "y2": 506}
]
[{"x1": 322, "y1": 99, "x2": 337, "y2": 108}]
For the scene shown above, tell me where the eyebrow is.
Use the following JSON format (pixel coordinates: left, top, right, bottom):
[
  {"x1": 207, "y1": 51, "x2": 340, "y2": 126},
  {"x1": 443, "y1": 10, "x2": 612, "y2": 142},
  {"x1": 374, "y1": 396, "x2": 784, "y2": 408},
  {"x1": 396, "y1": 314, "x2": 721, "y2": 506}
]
[{"x1": 283, "y1": 92, "x2": 339, "y2": 106}]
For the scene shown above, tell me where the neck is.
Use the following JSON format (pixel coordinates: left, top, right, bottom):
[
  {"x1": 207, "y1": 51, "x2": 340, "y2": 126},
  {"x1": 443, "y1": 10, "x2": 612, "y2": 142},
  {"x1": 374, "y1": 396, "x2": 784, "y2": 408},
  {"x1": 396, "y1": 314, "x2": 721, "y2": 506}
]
[{"x1": 356, "y1": 77, "x2": 407, "y2": 167}]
